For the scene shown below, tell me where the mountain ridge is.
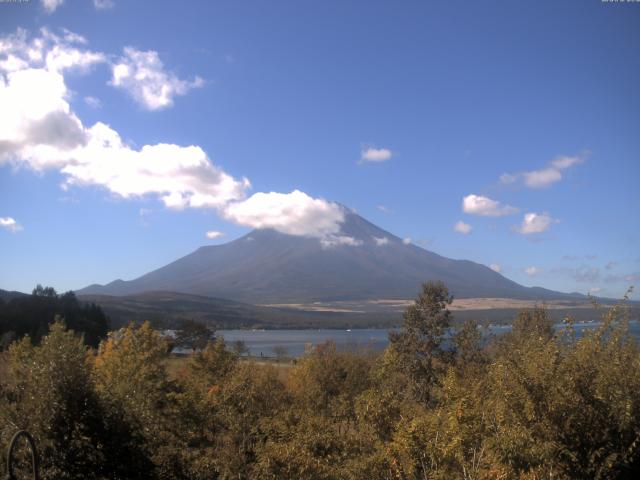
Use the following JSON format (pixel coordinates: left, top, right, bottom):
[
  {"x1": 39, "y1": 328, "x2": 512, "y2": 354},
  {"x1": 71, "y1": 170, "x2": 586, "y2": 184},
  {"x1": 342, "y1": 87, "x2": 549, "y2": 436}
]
[{"x1": 76, "y1": 209, "x2": 583, "y2": 303}]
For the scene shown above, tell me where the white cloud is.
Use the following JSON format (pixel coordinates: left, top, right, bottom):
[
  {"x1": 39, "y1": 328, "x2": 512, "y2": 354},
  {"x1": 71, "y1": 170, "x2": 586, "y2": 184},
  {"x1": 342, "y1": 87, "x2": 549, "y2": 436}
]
[
  {"x1": 377, "y1": 204, "x2": 392, "y2": 214},
  {"x1": 60, "y1": 123, "x2": 250, "y2": 209},
  {"x1": 0, "y1": 28, "x2": 105, "y2": 75},
  {"x1": 524, "y1": 266, "x2": 541, "y2": 276},
  {"x1": 0, "y1": 28, "x2": 249, "y2": 211},
  {"x1": 500, "y1": 153, "x2": 586, "y2": 189},
  {"x1": 84, "y1": 96, "x2": 101, "y2": 108},
  {"x1": 551, "y1": 155, "x2": 584, "y2": 170},
  {"x1": 320, "y1": 235, "x2": 363, "y2": 249},
  {"x1": 403, "y1": 237, "x2": 411, "y2": 245},
  {"x1": 462, "y1": 194, "x2": 518, "y2": 217},
  {"x1": 453, "y1": 220, "x2": 472, "y2": 235},
  {"x1": 223, "y1": 190, "x2": 345, "y2": 238},
  {"x1": 41, "y1": 0, "x2": 64, "y2": 13},
  {"x1": 523, "y1": 168, "x2": 562, "y2": 188},
  {"x1": 588, "y1": 287, "x2": 602, "y2": 294},
  {"x1": 0, "y1": 217, "x2": 23, "y2": 233},
  {"x1": 0, "y1": 28, "x2": 350, "y2": 244},
  {"x1": 489, "y1": 263, "x2": 501, "y2": 273},
  {"x1": 515, "y1": 212, "x2": 557, "y2": 235},
  {"x1": 93, "y1": 0, "x2": 115, "y2": 10},
  {"x1": 0, "y1": 68, "x2": 88, "y2": 169},
  {"x1": 360, "y1": 146, "x2": 393, "y2": 163},
  {"x1": 373, "y1": 236, "x2": 390, "y2": 246},
  {"x1": 205, "y1": 230, "x2": 224, "y2": 239},
  {"x1": 110, "y1": 47, "x2": 203, "y2": 110}
]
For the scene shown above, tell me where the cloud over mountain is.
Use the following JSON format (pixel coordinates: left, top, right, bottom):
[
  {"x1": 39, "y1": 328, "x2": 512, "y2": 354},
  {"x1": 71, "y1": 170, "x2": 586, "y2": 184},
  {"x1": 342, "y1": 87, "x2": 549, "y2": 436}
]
[
  {"x1": 0, "y1": 27, "x2": 345, "y2": 241},
  {"x1": 223, "y1": 190, "x2": 345, "y2": 239}
]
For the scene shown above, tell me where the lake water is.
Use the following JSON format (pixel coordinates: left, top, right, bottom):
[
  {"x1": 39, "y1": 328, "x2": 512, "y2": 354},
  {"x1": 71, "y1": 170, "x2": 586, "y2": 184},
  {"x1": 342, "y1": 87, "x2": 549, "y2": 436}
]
[{"x1": 218, "y1": 321, "x2": 640, "y2": 358}]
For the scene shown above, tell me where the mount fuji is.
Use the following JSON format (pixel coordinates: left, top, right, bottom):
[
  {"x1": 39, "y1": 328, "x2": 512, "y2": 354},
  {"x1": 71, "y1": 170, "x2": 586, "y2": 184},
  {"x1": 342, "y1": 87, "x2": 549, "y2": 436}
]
[{"x1": 77, "y1": 208, "x2": 578, "y2": 304}]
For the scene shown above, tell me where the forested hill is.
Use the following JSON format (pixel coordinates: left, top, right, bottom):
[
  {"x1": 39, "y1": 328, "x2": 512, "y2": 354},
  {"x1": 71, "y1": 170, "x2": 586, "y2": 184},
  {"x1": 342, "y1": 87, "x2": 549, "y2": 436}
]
[{"x1": 0, "y1": 286, "x2": 109, "y2": 347}]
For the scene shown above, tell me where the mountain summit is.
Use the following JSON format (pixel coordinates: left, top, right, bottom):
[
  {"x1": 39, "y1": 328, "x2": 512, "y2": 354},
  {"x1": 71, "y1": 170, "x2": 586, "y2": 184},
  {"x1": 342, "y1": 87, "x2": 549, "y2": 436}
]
[{"x1": 77, "y1": 209, "x2": 574, "y2": 303}]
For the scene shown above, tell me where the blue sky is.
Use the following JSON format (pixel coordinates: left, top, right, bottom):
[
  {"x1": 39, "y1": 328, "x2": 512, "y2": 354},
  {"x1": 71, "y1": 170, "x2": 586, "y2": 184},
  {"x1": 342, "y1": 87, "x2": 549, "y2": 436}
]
[{"x1": 1, "y1": 0, "x2": 639, "y2": 299}]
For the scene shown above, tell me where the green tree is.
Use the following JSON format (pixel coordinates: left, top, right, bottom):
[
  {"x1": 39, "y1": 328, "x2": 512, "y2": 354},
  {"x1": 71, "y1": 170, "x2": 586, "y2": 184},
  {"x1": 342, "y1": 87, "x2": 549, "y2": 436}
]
[
  {"x1": 0, "y1": 320, "x2": 138, "y2": 480},
  {"x1": 388, "y1": 280, "x2": 453, "y2": 403},
  {"x1": 174, "y1": 319, "x2": 215, "y2": 352}
]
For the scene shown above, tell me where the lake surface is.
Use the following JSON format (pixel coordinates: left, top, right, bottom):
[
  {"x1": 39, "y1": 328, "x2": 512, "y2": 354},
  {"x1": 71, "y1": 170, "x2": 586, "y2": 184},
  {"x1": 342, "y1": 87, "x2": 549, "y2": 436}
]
[{"x1": 218, "y1": 321, "x2": 640, "y2": 358}]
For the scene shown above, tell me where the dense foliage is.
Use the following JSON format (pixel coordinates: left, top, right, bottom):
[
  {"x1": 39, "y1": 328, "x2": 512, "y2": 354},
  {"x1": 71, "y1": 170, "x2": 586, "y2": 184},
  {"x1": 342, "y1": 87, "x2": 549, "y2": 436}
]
[
  {"x1": 0, "y1": 285, "x2": 109, "y2": 348},
  {"x1": 1, "y1": 281, "x2": 639, "y2": 479}
]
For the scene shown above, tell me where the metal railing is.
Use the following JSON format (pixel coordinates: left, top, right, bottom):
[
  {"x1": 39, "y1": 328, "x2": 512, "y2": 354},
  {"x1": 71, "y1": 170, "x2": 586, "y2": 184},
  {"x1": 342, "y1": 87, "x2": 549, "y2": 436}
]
[{"x1": 4, "y1": 430, "x2": 39, "y2": 480}]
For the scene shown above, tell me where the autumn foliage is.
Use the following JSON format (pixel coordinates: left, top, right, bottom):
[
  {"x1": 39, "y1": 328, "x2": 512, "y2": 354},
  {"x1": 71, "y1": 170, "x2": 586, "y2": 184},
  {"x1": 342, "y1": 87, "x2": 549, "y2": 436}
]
[{"x1": 1, "y1": 282, "x2": 639, "y2": 479}]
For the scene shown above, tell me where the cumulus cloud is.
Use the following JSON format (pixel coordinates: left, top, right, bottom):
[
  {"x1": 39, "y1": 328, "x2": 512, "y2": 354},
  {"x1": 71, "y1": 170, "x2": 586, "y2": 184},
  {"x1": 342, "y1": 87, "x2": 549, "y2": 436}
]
[
  {"x1": 223, "y1": 190, "x2": 345, "y2": 238},
  {"x1": 41, "y1": 0, "x2": 64, "y2": 13},
  {"x1": 93, "y1": 0, "x2": 115, "y2": 10},
  {"x1": 524, "y1": 266, "x2": 540, "y2": 276},
  {"x1": 60, "y1": 123, "x2": 250, "y2": 209},
  {"x1": 500, "y1": 153, "x2": 587, "y2": 189},
  {"x1": 0, "y1": 28, "x2": 350, "y2": 245},
  {"x1": 110, "y1": 47, "x2": 203, "y2": 110},
  {"x1": 0, "y1": 217, "x2": 23, "y2": 233},
  {"x1": 0, "y1": 28, "x2": 105, "y2": 75},
  {"x1": 489, "y1": 263, "x2": 501, "y2": 273},
  {"x1": 373, "y1": 236, "x2": 390, "y2": 246},
  {"x1": 377, "y1": 205, "x2": 392, "y2": 214},
  {"x1": 515, "y1": 212, "x2": 557, "y2": 235},
  {"x1": 205, "y1": 230, "x2": 224, "y2": 239},
  {"x1": 403, "y1": 237, "x2": 411, "y2": 245},
  {"x1": 0, "y1": 28, "x2": 249, "y2": 210},
  {"x1": 453, "y1": 220, "x2": 472, "y2": 235},
  {"x1": 359, "y1": 146, "x2": 393, "y2": 163},
  {"x1": 462, "y1": 194, "x2": 518, "y2": 217}
]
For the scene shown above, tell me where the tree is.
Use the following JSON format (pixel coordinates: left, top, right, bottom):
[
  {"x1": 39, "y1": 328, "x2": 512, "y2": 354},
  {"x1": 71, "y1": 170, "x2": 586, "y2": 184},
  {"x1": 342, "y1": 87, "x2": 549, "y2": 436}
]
[
  {"x1": 32, "y1": 284, "x2": 57, "y2": 297},
  {"x1": 232, "y1": 339, "x2": 249, "y2": 357},
  {"x1": 93, "y1": 322, "x2": 180, "y2": 479},
  {"x1": 0, "y1": 285, "x2": 109, "y2": 347},
  {"x1": 174, "y1": 319, "x2": 215, "y2": 352},
  {"x1": 0, "y1": 320, "x2": 138, "y2": 480},
  {"x1": 388, "y1": 280, "x2": 453, "y2": 403}
]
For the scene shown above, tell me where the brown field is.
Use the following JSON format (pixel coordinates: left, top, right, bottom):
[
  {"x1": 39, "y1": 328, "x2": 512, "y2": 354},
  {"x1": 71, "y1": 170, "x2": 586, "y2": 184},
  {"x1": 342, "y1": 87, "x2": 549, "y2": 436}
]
[{"x1": 260, "y1": 297, "x2": 595, "y2": 314}]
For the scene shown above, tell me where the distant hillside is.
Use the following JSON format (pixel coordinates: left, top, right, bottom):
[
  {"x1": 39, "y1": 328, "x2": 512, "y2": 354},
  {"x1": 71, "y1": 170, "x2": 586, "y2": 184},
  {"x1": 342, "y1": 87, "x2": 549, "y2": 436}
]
[
  {"x1": 77, "y1": 209, "x2": 583, "y2": 303},
  {"x1": 0, "y1": 288, "x2": 29, "y2": 302},
  {"x1": 77, "y1": 291, "x2": 399, "y2": 330},
  {"x1": 78, "y1": 291, "x2": 636, "y2": 330}
]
